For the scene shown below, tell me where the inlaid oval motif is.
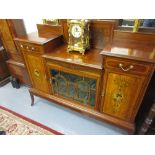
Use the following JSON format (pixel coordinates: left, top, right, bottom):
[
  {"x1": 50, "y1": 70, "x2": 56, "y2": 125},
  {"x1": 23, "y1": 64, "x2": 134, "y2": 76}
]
[
  {"x1": 112, "y1": 91, "x2": 124, "y2": 113},
  {"x1": 112, "y1": 92, "x2": 123, "y2": 103}
]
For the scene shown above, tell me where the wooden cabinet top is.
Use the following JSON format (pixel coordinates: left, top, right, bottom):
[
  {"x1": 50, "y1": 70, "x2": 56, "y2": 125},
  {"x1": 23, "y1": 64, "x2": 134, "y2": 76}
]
[
  {"x1": 14, "y1": 32, "x2": 62, "y2": 45},
  {"x1": 43, "y1": 45, "x2": 103, "y2": 70},
  {"x1": 14, "y1": 31, "x2": 155, "y2": 66},
  {"x1": 100, "y1": 45, "x2": 155, "y2": 63}
]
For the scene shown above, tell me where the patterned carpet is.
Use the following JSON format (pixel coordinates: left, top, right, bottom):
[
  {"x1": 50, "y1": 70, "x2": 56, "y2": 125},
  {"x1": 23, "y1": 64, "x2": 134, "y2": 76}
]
[{"x1": 0, "y1": 105, "x2": 62, "y2": 135}]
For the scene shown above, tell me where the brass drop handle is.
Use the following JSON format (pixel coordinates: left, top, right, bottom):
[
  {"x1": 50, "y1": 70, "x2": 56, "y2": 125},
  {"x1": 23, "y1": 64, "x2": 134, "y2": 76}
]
[{"x1": 118, "y1": 63, "x2": 134, "y2": 72}]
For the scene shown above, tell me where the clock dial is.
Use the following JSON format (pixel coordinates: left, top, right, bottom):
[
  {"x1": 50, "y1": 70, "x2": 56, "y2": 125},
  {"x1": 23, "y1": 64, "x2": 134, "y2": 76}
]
[{"x1": 71, "y1": 25, "x2": 82, "y2": 38}]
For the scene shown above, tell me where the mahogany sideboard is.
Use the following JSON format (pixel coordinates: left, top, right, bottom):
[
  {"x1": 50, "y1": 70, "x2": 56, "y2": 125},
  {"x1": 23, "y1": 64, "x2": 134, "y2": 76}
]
[{"x1": 14, "y1": 20, "x2": 155, "y2": 133}]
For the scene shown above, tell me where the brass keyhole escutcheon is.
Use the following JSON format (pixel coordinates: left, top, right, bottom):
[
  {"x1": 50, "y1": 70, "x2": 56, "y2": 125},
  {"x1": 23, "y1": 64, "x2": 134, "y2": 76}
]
[{"x1": 34, "y1": 69, "x2": 40, "y2": 78}]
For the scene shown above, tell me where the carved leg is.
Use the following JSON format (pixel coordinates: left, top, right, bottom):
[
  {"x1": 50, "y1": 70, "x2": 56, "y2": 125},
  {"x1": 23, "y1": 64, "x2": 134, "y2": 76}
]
[{"x1": 29, "y1": 90, "x2": 34, "y2": 106}]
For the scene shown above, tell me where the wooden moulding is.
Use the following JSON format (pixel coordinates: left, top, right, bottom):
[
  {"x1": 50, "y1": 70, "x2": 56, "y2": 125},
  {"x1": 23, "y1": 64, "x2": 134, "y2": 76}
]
[{"x1": 29, "y1": 88, "x2": 135, "y2": 134}]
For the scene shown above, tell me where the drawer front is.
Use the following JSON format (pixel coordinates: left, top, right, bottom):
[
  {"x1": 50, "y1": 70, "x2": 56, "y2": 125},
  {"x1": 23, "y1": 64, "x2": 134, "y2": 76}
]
[
  {"x1": 45, "y1": 59, "x2": 102, "y2": 75},
  {"x1": 17, "y1": 41, "x2": 43, "y2": 53},
  {"x1": 105, "y1": 58, "x2": 151, "y2": 75}
]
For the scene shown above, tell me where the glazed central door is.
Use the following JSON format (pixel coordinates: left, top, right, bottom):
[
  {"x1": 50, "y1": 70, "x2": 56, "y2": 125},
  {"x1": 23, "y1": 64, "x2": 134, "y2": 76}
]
[{"x1": 47, "y1": 63, "x2": 101, "y2": 109}]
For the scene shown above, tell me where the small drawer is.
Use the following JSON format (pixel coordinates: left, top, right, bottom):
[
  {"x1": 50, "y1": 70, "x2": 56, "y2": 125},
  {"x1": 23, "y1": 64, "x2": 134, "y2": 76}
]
[
  {"x1": 105, "y1": 58, "x2": 151, "y2": 75},
  {"x1": 17, "y1": 41, "x2": 43, "y2": 53}
]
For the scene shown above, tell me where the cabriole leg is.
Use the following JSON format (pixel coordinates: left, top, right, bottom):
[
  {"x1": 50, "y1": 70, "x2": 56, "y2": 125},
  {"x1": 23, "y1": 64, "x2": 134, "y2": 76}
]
[{"x1": 29, "y1": 90, "x2": 34, "y2": 106}]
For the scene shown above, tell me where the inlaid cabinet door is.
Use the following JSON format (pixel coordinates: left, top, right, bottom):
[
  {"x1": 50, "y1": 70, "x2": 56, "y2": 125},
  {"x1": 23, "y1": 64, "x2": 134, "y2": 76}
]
[
  {"x1": 25, "y1": 53, "x2": 49, "y2": 93},
  {"x1": 102, "y1": 71, "x2": 145, "y2": 122}
]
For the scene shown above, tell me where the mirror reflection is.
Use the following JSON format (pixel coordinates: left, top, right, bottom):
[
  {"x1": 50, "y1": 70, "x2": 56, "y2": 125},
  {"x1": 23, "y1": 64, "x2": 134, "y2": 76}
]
[
  {"x1": 118, "y1": 19, "x2": 155, "y2": 33},
  {"x1": 119, "y1": 19, "x2": 155, "y2": 27}
]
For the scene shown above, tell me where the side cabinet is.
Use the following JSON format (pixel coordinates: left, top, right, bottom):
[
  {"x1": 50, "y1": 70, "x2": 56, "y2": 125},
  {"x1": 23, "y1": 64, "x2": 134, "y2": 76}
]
[
  {"x1": 15, "y1": 41, "x2": 49, "y2": 93},
  {"x1": 101, "y1": 57, "x2": 154, "y2": 123},
  {"x1": 24, "y1": 53, "x2": 49, "y2": 93}
]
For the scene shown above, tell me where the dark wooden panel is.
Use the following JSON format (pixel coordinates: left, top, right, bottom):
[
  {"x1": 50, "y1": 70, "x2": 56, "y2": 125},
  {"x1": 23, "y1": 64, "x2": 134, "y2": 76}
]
[
  {"x1": 0, "y1": 36, "x2": 10, "y2": 82},
  {"x1": 90, "y1": 20, "x2": 116, "y2": 49},
  {"x1": 59, "y1": 19, "x2": 69, "y2": 43},
  {"x1": 37, "y1": 24, "x2": 63, "y2": 36},
  {"x1": 6, "y1": 59, "x2": 31, "y2": 86},
  {"x1": 7, "y1": 19, "x2": 27, "y2": 38},
  {"x1": 113, "y1": 30, "x2": 155, "y2": 48},
  {"x1": 0, "y1": 59, "x2": 9, "y2": 79}
]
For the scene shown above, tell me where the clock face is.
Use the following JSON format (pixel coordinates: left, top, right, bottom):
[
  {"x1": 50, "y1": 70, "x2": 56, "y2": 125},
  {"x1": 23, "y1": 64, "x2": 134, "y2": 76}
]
[{"x1": 71, "y1": 25, "x2": 82, "y2": 38}]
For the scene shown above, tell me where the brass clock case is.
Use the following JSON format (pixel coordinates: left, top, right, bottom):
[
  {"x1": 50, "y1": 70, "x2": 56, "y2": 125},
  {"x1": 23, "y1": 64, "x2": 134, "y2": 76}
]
[{"x1": 67, "y1": 19, "x2": 90, "y2": 55}]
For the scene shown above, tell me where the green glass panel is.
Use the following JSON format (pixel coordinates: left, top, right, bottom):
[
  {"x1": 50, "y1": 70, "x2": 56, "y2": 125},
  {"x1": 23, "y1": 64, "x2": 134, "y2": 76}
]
[
  {"x1": 90, "y1": 90, "x2": 95, "y2": 107},
  {"x1": 50, "y1": 69, "x2": 97, "y2": 108},
  {"x1": 90, "y1": 79, "x2": 96, "y2": 90},
  {"x1": 68, "y1": 82, "x2": 76, "y2": 98}
]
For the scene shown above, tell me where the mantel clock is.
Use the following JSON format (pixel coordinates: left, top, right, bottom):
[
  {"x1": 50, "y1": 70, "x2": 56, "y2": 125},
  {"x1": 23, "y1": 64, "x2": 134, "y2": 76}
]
[{"x1": 67, "y1": 19, "x2": 90, "y2": 55}]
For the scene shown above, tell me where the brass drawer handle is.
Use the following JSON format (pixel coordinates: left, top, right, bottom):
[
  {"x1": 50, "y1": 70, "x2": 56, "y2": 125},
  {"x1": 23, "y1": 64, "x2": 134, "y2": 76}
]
[{"x1": 118, "y1": 63, "x2": 134, "y2": 72}]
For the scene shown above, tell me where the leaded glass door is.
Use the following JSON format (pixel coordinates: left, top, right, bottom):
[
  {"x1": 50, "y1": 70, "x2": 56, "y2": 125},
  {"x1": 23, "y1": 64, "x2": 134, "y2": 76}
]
[{"x1": 49, "y1": 68, "x2": 98, "y2": 108}]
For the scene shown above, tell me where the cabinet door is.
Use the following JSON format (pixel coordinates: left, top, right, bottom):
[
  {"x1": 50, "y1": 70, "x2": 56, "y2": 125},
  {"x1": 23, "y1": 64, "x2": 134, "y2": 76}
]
[
  {"x1": 47, "y1": 63, "x2": 101, "y2": 110},
  {"x1": 25, "y1": 53, "x2": 49, "y2": 93},
  {"x1": 102, "y1": 71, "x2": 145, "y2": 122}
]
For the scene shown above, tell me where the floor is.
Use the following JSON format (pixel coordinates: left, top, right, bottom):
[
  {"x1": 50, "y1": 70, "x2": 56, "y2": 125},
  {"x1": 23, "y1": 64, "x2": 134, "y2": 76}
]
[{"x1": 0, "y1": 83, "x2": 127, "y2": 135}]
